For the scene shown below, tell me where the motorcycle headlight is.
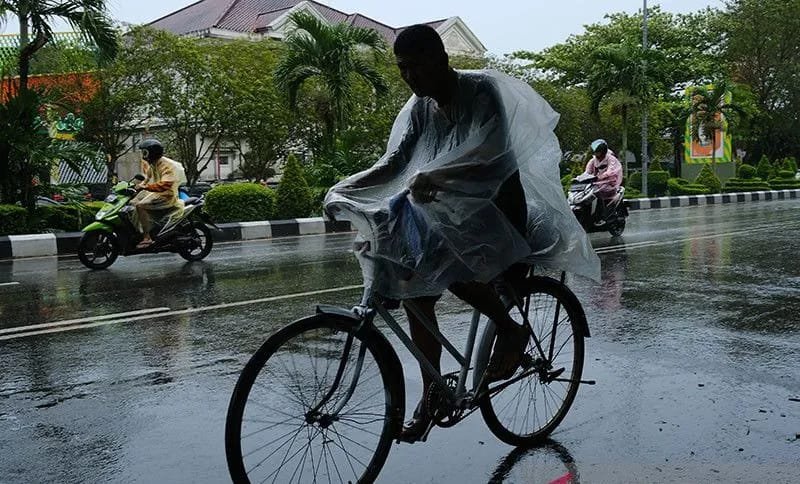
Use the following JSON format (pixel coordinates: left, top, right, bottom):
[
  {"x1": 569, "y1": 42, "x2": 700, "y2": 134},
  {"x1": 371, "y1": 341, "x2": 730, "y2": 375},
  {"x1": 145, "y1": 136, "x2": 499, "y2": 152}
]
[
  {"x1": 95, "y1": 210, "x2": 107, "y2": 220},
  {"x1": 104, "y1": 194, "x2": 118, "y2": 203}
]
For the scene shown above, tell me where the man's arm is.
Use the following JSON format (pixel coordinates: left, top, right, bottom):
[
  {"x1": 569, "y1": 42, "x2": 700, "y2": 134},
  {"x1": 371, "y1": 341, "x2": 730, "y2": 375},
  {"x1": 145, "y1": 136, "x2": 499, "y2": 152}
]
[{"x1": 142, "y1": 162, "x2": 176, "y2": 193}]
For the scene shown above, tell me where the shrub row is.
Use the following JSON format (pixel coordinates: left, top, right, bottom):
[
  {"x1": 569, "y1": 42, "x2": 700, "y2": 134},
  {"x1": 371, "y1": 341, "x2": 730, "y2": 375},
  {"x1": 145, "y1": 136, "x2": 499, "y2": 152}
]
[{"x1": 668, "y1": 178, "x2": 711, "y2": 195}]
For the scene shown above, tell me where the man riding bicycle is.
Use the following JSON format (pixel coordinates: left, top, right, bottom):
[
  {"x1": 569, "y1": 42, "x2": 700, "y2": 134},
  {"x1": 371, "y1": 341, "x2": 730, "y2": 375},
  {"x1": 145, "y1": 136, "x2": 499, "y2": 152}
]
[{"x1": 325, "y1": 25, "x2": 599, "y2": 443}]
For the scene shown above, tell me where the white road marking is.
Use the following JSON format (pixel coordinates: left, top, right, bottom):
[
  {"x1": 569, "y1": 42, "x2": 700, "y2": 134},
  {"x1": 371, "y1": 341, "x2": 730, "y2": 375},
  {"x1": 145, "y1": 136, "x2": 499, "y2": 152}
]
[
  {"x1": 0, "y1": 307, "x2": 172, "y2": 336},
  {"x1": 0, "y1": 282, "x2": 20, "y2": 287},
  {"x1": 0, "y1": 285, "x2": 364, "y2": 341}
]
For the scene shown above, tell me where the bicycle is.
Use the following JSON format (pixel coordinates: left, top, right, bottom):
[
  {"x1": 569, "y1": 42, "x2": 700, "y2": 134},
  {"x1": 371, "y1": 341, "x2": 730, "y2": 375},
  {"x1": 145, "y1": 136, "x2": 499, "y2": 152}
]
[{"x1": 225, "y1": 268, "x2": 593, "y2": 483}]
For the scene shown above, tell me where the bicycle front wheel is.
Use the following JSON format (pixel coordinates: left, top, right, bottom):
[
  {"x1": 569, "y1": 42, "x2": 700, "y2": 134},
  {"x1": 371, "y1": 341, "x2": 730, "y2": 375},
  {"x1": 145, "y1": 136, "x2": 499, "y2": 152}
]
[
  {"x1": 480, "y1": 276, "x2": 586, "y2": 446},
  {"x1": 225, "y1": 315, "x2": 402, "y2": 484}
]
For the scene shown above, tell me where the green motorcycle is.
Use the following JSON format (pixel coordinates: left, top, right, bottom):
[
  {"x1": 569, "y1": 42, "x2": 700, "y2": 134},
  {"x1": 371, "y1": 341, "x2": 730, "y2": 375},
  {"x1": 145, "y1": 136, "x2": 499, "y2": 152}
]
[{"x1": 78, "y1": 175, "x2": 217, "y2": 270}]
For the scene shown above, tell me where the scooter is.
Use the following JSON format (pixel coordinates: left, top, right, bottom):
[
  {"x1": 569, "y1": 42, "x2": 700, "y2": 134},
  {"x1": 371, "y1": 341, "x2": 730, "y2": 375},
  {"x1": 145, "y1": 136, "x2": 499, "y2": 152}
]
[
  {"x1": 77, "y1": 175, "x2": 218, "y2": 270},
  {"x1": 568, "y1": 173, "x2": 629, "y2": 237}
]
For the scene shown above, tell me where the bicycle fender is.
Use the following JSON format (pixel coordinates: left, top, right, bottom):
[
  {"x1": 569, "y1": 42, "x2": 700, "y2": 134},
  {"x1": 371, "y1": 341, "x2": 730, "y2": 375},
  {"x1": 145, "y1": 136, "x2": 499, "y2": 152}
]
[{"x1": 314, "y1": 306, "x2": 407, "y2": 438}]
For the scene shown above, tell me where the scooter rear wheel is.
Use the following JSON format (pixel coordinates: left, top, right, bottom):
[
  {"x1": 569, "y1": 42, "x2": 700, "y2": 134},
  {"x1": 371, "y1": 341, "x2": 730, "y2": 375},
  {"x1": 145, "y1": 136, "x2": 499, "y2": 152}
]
[
  {"x1": 608, "y1": 217, "x2": 626, "y2": 237},
  {"x1": 78, "y1": 232, "x2": 119, "y2": 270},
  {"x1": 179, "y1": 223, "x2": 213, "y2": 261}
]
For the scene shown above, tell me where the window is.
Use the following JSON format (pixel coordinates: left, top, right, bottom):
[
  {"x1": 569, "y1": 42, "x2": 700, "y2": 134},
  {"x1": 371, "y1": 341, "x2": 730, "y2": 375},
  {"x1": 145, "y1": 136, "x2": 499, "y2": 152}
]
[{"x1": 218, "y1": 156, "x2": 229, "y2": 166}]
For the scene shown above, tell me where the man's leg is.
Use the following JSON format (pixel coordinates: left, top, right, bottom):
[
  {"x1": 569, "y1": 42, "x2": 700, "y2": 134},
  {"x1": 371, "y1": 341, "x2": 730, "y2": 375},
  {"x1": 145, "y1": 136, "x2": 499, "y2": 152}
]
[
  {"x1": 398, "y1": 295, "x2": 440, "y2": 442},
  {"x1": 449, "y1": 275, "x2": 529, "y2": 382},
  {"x1": 136, "y1": 206, "x2": 154, "y2": 246}
]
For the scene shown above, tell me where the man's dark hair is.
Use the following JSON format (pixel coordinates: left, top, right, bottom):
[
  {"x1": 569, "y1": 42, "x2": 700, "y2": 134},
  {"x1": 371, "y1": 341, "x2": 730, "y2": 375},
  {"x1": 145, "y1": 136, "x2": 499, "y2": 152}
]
[{"x1": 394, "y1": 24, "x2": 446, "y2": 58}]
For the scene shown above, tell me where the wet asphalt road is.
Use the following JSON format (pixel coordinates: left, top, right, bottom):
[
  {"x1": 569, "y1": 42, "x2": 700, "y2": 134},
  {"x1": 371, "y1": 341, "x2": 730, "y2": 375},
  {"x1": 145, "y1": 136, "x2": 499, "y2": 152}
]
[{"x1": 1, "y1": 200, "x2": 799, "y2": 484}]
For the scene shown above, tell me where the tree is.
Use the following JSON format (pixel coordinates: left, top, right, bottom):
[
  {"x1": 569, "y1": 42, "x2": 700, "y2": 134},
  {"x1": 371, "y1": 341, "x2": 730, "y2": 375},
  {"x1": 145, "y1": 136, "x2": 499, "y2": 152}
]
[
  {"x1": 78, "y1": 30, "x2": 152, "y2": 186},
  {"x1": 211, "y1": 39, "x2": 292, "y2": 182},
  {"x1": 721, "y1": 0, "x2": 800, "y2": 161},
  {"x1": 689, "y1": 80, "x2": 744, "y2": 175},
  {"x1": 275, "y1": 11, "x2": 388, "y2": 154},
  {"x1": 0, "y1": 87, "x2": 97, "y2": 210},
  {"x1": 586, "y1": 41, "x2": 651, "y2": 177},
  {"x1": 122, "y1": 28, "x2": 229, "y2": 186},
  {"x1": 0, "y1": 0, "x2": 118, "y2": 92},
  {"x1": 519, "y1": 7, "x2": 722, "y2": 168}
]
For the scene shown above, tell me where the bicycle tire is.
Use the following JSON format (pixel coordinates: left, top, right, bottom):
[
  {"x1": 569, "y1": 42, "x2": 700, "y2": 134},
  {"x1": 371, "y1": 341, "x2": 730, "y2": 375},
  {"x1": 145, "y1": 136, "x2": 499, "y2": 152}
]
[
  {"x1": 479, "y1": 276, "x2": 586, "y2": 446},
  {"x1": 225, "y1": 314, "x2": 403, "y2": 484}
]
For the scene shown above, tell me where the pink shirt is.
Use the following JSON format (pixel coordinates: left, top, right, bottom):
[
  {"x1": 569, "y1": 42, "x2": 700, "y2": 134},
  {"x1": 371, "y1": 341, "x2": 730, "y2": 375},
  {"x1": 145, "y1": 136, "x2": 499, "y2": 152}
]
[{"x1": 585, "y1": 151, "x2": 623, "y2": 198}]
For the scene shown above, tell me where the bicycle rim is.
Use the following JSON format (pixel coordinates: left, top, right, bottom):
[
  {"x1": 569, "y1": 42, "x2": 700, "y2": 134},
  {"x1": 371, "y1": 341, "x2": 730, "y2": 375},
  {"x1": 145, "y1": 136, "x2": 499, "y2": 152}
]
[
  {"x1": 226, "y1": 316, "x2": 397, "y2": 484},
  {"x1": 481, "y1": 278, "x2": 585, "y2": 445}
]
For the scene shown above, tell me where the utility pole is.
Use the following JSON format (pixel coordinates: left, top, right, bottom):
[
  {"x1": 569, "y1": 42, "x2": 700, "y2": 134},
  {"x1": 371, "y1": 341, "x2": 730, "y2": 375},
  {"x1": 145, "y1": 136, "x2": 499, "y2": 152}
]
[{"x1": 641, "y1": 0, "x2": 650, "y2": 196}]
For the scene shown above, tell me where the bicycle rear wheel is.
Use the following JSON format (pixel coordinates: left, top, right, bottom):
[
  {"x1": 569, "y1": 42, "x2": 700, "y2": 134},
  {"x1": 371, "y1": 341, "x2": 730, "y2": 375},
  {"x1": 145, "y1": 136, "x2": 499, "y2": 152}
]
[
  {"x1": 225, "y1": 314, "x2": 402, "y2": 483},
  {"x1": 479, "y1": 276, "x2": 586, "y2": 446}
]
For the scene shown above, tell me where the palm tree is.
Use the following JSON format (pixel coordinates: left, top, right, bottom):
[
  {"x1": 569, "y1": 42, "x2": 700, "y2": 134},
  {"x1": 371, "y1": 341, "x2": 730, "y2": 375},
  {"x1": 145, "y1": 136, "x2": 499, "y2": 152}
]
[
  {"x1": 587, "y1": 42, "x2": 647, "y2": 178},
  {"x1": 0, "y1": 0, "x2": 118, "y2": 92},
  {"x1": 274, "y1": 11, "x2": 388, "y2": 152},
  {"x1": 689, "y1": 80, "x2": 744, "y2": 176}
]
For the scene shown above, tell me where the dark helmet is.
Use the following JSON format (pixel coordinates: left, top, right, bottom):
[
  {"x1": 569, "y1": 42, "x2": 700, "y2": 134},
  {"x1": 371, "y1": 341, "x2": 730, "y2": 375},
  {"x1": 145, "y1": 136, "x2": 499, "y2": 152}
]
[{"x1": 139, "y1": 138, "x2": 164, "y2": 162}]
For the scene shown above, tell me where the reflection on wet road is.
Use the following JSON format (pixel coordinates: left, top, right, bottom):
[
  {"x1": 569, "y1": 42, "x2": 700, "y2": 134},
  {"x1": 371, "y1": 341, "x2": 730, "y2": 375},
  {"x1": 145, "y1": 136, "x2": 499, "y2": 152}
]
[{"x1": 1, "y1": 200, "x2": 799, "y2": 483}]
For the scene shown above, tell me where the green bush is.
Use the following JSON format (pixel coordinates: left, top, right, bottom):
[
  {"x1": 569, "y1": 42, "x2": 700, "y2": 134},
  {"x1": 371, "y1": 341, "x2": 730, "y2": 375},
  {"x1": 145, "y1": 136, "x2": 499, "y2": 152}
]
[
  {"x1": 275, "y1": 154, "x2": 313, "y2": 220},
  {"x1": 694, "y1": 164, "x2": 722, "y2": 193},
  {"x1": 738, "y1": 164, "x2": 756, "y2": 179},
  {"x1": 628, "y1": 171, "x2": 642, "y2": 190},
  {"x1": 36, "y1": 204, "x2": 98, "y2": 232},
  {"x1": 782, "y1": 157, "x2": 798, "y2": 173},
  {"x1": 0, "y1": 205, "x2": 29, "y2": 235},
  {"x1": 755, "y1": 155, "x2": 772, "y2": 181},
  {"x1": 627, "y1": 170, "x2": 667, "y2": 196},
  {"x1": 310, "y1": 186, "x2": 329, "y2": 216},
  {"x1": 668, "y1": 178, "x2": 710, "y2": 196},
  {"x1": 205, "y1": 183, "x2": 275, "y2": 222},
  {"x1": 777, "y1": 170, "x2": 795, "y2": 179},
  {"x1": 723, "y1": 178, "x2": 771, "y2": 193},
  {"x1": 648, "y1": 171, "x2": 669, "y2": 197}
]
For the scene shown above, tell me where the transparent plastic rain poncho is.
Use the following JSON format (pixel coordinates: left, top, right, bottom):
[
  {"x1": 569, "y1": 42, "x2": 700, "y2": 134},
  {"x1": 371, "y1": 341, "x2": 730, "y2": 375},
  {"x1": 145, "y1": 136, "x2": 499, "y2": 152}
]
[{"x1": 325, "y1": 70, "x2": 600, "y2": 299}]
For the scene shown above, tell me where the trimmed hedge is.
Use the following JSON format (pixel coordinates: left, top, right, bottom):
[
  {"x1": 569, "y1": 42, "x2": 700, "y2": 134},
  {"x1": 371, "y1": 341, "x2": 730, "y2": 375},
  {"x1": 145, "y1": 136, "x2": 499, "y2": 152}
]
[
  {"x1": 738, "y1": 164, "x2": 756, "y2": 179},
  {"x1": 768, "y1": 169, "x2": 800, "y2": 189},
  {"x1": 723, "y1": 178, "x2": 771, "y2": 193},
  {"x1": 205, "y1": 183, "x2": 275, "y2": 223},
  {"x1": 36, "y1": 204, "x2": 101, "y2": 232},
  {"x1": 275, "y1": 154, "x2": 313, "y2": 220},
  {"x1": 623, "y1": 187, "x2": 646, "y2": 199},
  {"x1": 769, "y1": 180, "x2": 800, "y2": 189},
  {"x1": 0, "y1": 205, "x2": 30, "y2": 235},
  {"x1": 694, "y1": 164, "x2": 722, "y2": 193},
  {"x1": 668, "y1": 178, "x2": 711, "y2": 195},
  {"x1": 755, "y1": 156, "x2": 772, "y2": 181}
]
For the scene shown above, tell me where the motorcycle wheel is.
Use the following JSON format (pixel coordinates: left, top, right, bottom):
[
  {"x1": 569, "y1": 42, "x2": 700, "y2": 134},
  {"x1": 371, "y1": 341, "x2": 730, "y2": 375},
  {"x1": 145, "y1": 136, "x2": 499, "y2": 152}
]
[
  {"x1": 78, "y1": 232, "x2": 119, "y2": 270},
  {"x1": 608, "y1": 217, "x2": 626, "y2": 237},
  {"x1": 179, "y1": 222, "x2": 213, "y2": 261}
]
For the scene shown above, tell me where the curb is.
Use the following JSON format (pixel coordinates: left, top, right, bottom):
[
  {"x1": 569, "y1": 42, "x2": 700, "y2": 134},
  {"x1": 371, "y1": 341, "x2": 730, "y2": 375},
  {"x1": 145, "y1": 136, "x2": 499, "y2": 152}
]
[
  {"x1": 0, "y1": 218, "x2": 353, "y2": 260},
  {"x1": 627, "y1": 189, "x2": 799, "y2": 211}
]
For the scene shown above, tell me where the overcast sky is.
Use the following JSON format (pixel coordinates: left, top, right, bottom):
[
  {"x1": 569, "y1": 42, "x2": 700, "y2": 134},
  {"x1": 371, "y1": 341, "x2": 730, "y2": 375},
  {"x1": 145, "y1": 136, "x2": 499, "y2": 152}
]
[{"x1": 4, "y1": 0, "x2": 724, "y2": 54}]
